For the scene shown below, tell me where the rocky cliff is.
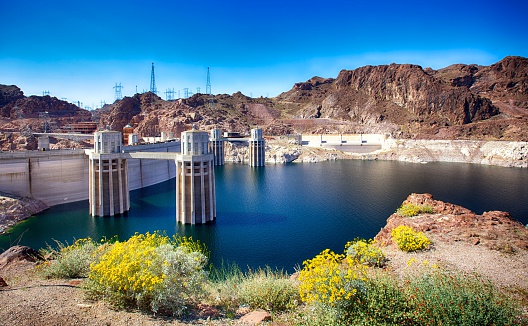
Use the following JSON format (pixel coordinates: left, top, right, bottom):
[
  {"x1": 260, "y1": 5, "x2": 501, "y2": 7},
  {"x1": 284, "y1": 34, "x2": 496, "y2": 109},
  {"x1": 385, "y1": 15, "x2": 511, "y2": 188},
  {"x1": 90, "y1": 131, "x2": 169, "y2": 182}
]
[
  {"x1": 276, "y1": 57, "x2": 528, "y2": 139},
  {"x1": 0, "y1": 195, "x2": 48, "y2": 234}
]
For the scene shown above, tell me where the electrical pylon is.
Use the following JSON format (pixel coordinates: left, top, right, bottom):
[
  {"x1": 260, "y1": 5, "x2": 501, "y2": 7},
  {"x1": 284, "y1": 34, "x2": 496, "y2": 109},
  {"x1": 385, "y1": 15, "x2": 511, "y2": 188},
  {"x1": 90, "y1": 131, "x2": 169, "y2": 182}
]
[{"x1": 150, "y1": 63, "x2": 157, "y2": 95}]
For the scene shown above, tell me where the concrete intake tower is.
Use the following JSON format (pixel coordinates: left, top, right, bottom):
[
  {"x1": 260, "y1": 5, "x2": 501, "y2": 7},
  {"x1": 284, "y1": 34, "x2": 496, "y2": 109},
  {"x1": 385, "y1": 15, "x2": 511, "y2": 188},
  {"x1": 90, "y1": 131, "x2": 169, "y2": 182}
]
[
  {"x1": 176, "y1": 125, "x2": 216, "y2": 224},
  {"x1": 88, "y1": 129, "x2": 130, "y2": 217}
]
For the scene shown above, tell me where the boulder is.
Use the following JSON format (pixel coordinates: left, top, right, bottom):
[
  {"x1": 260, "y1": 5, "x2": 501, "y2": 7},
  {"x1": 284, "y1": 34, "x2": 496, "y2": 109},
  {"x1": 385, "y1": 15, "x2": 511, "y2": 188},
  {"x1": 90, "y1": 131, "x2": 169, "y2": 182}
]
[
  {"x1": 239, "y1": 310, "x2": 271, "y2": 325},
  {"x1": 0, "y1": 245, "x2": 43, "y2": 270}
]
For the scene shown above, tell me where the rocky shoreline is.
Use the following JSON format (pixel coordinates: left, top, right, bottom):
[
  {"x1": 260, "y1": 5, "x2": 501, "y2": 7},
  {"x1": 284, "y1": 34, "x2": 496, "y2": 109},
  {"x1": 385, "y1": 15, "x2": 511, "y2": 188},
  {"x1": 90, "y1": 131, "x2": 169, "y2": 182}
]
[
  {"x1": 0, "y1": 195, "x2": 48, "y2": 235},
  {"x1": 366, "y1": 138, "x2": 528, "y2": 168},
  {"x1": 243, "y1": 138, "x2": 528, "y2": 167}
]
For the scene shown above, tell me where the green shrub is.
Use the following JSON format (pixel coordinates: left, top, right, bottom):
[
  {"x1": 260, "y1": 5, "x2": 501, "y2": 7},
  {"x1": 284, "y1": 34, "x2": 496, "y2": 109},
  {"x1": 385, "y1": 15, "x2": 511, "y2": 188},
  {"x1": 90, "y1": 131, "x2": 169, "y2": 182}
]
[
  {"x1": 396, "y1": 203, "x2": 435, "y2": 217},
  {"x1": 345, "y1": 238, "x2": 386, "y2": 267},
  {"x1": 207, "y1": 264, "x2": 299, "y2": 314},
  {"x1": 391, "y1": 225, "x2": 431, "y2": 252},
  {"x1": 292, "y1": 265, "x2": 521, "y2": 326},
  {"x1": 421, "y1": 204, "x2": 434, "y2": 214},
  {"x1": 37, "y1": 238, "x2": 98, "y2": 279},
  {"x1": 346, "y1": 271, "x2": 417, "y2": 325},
  {"x1": 238, "y1": 267, "x2": 300, "y2": 312},
  {"x1": 407, "y1": 269, "x2": 520, "y2": 325},
  {"x1": 207, "y1": 262, "x2": 243, "y2": 317},
  {"x1": 85, "y1": 231, "x2": 208, "y2": 316}
]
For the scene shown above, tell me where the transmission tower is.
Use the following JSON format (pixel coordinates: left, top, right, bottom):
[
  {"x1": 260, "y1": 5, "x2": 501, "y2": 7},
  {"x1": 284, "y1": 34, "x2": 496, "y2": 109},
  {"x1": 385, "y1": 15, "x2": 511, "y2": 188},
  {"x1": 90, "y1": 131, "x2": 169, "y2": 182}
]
[
  {"x1": 113, "y1": 83, "x2": 124, "y2": 101},
  {"x1": 39, "y1": 111, "x2": 50, "y2": 133},
  {"x1": 196, "y1": 87, "x2": 201, "y2": 94},
  {"x1": 206, "y1": 67, "x2": 213, "y2": 108},
  {"x1": 165, "y1": 88, "x2": 175, "y2": 101},
  {"x1": 42, "y1": 90, "x2": 50, "y2": 96},
  {"x1": 183, "y1": 88, "x2": 189, "y2": 98},
  {"x1": 150, "y1": 62, "x2": 157, "y2": 94}
]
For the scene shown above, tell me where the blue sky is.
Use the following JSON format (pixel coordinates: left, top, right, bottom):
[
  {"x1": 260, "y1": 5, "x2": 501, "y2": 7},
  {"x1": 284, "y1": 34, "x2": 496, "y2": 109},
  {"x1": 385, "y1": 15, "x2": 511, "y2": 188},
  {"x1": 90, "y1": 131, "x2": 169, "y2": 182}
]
[{"x1": 1, "y1": 0, "x2": 526, "y2": 109}]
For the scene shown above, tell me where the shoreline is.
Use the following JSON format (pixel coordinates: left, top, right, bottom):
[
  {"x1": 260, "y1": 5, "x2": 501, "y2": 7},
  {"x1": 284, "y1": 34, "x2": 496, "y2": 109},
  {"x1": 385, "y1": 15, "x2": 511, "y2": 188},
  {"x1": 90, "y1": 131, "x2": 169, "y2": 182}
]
[{"x1": 260, "y1": 138, "x2": 528, "y2": 168}]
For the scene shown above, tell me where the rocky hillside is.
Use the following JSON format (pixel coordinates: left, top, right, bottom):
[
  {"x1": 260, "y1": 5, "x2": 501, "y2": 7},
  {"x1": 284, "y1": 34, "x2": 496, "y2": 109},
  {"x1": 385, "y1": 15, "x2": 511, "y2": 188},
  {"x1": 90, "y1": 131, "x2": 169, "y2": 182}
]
[
  {"x1": 276, "y1": 56, "x2": 528, "y2": 140},
  {"x1": 1, "y1": 56, "x2": 527, "y2": 149},
  {"x1": 96, "y1": 56, "x2": 527, "y2": 141}
]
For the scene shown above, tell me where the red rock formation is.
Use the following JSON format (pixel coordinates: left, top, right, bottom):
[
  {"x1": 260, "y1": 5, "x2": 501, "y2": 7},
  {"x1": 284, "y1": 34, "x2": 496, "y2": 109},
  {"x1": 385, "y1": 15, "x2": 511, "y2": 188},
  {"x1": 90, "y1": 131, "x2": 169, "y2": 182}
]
[{"x1": 375, "y1": 193, "x2": 528, "y2": 253}]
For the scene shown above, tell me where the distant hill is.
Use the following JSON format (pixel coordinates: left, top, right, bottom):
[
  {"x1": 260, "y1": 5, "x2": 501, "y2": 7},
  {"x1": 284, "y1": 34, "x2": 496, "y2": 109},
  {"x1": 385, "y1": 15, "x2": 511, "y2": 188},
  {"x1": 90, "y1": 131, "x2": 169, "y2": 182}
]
[{"x1": 1, "y1": 56, "x2": 527, "y2": 150}]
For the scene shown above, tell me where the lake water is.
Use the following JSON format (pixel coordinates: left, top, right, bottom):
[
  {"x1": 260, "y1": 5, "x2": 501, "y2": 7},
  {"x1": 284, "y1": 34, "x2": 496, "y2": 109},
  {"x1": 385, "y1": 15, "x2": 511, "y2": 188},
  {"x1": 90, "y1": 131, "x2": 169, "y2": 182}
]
[{"x1": 1, "y1": 160, "x2": 527, "y2": 272}]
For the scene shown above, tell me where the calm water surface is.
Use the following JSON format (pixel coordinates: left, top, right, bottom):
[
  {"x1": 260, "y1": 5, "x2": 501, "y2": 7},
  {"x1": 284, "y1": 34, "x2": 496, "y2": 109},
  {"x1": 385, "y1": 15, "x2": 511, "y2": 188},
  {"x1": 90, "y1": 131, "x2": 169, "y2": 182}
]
[{"x1": 1, "y1": 160, "x2": 527, "y2": 272}]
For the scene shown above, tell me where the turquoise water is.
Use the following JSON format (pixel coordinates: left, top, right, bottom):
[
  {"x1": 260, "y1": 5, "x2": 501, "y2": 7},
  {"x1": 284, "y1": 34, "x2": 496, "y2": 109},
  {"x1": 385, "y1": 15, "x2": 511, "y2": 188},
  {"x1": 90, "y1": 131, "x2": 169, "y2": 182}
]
[{"x1": 1, "y1": 160, "x2": 527, "y2": 272}]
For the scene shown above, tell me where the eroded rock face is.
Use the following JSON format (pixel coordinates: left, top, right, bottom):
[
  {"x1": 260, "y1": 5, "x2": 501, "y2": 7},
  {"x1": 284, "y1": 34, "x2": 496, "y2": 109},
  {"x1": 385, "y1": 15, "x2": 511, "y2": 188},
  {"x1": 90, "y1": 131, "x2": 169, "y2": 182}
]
[
  {"x1": 0, "y1": 195, "x2": 49, "y2": 234},
  {"x1": 375, "y1": 193, "x2": 528, "y2": 253}
]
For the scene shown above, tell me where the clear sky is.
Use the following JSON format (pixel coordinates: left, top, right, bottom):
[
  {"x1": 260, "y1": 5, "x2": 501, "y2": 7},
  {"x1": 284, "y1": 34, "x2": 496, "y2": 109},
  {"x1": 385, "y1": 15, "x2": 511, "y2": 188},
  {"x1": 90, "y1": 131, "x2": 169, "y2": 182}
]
[{"x1": 1, "y1": 0, "x2": 526, "y2": 109}]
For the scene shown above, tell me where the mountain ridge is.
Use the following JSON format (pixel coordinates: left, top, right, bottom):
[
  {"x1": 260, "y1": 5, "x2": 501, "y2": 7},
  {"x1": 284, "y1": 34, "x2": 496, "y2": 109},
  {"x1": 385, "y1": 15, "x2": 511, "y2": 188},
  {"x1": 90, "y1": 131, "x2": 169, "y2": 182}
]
[{"x1": 1, "y1": 56, "x2": 527, "y2": 151}]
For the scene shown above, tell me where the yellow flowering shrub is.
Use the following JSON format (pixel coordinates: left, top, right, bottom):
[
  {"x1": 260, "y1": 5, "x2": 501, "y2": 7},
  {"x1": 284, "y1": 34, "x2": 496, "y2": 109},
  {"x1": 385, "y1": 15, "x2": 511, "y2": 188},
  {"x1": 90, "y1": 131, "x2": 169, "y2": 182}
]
[
  {"x1": 298, "y1": 249, "x2": 367, "y2": 307},
  {"x1": 396, "y1": 203, "x2": 435, "y2": 217},
  {"x1": 396, "y1": 203, "x2": 422, "y2": 217},
  {"x1": 345, "y1": 238, "x2": 386, "y2": 267},
  {"x1": 391, "y1": 225, "x2": 431, "y2": 252},
  {"x1": 87, "y1": 231, "x2": 208, "y2": 315}
]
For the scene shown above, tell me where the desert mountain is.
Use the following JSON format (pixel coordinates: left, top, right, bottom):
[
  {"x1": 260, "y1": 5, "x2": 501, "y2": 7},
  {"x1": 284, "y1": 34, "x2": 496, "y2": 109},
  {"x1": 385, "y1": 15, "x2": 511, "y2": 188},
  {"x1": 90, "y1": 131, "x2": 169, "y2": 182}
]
[{"x1": 1, "y1": 56, "x2": 527, "y2": 151}]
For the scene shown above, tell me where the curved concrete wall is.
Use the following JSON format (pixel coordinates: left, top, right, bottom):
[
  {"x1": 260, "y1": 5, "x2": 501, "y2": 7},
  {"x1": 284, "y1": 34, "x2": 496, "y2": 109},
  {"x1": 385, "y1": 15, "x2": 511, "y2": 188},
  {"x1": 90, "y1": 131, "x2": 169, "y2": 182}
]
[{"x1": 0, "y1": 142, "x2": 180, "y2": 207}]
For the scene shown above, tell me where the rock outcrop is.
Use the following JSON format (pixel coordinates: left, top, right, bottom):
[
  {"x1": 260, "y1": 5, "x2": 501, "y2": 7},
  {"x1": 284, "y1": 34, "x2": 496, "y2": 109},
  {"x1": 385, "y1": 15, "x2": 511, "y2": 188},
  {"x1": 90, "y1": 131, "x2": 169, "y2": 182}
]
[
  {"x1": 375, "y1": 193, "x2": 528, "y2": 253},
  {"x1": 0, "y1": 245, "x2": 43, "y2": 270},
  {"x1": 0, "y1": 85, "x2": 24, "y2": 109},
  {"x1": 0, "y1": 195, "x2": 49, "y2": 234}
]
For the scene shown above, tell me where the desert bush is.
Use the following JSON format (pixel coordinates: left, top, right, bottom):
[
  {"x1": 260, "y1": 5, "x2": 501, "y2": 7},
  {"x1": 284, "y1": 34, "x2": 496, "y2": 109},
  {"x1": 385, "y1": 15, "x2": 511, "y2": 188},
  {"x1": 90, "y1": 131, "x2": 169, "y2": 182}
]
[
  {"x1": 237, "y1": 267, "x2": 300, "y2": 312},
  {"x1": 346, "y1": 271, "x2": 417, "y2": 325},
  {"x1": 86, "y1": 231, "x2": 208, "y2": 316},
  {"x1": 207, "y1": 263, "x2": 299, "y2": 314},
  {"x1": 421, "y1": 204, "x2": 434, "y2": 214},
  {"x1": 37, "y1": 237, "x2": 98, "y2": 279},
  {"x1": 345, "y1": 238, "x2": 386, "y2": 267},
  {"x1": 407, "y1": 269, "x2": 520, "y2": 325},
  {"x1": 396, "y1": 203, "x2": 434, "y2": 217},
  {"x1": 207, "y1": 262, "x2": 244, "y2": 317},
  {"x1": 391, "y1": 225, "x2": 431, "y2": 252}
]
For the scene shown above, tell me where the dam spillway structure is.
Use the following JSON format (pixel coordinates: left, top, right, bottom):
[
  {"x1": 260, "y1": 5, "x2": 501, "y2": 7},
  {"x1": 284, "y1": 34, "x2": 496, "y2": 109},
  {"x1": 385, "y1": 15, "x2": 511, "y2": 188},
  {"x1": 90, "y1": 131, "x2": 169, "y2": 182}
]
[
  {"x1": 248, "y1": 127, "x2": 265, "y2": 167},
  {"x1": 176, "y1": 125, "x2": 216, "y2": 224},
  {"x1": 209, "y1": 128, "x2": 225, "y2": 166},
  {"x1": 88, "y1": 129, "x2": 130, "y2": 217}
]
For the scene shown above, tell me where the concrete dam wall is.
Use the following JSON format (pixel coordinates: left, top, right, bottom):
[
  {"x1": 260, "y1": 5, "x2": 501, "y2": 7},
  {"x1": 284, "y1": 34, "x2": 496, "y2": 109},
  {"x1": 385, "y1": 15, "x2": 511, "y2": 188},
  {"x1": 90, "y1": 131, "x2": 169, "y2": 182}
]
[{"x1": 0, "y1": 142, "x2": 180, "y2": 206}]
